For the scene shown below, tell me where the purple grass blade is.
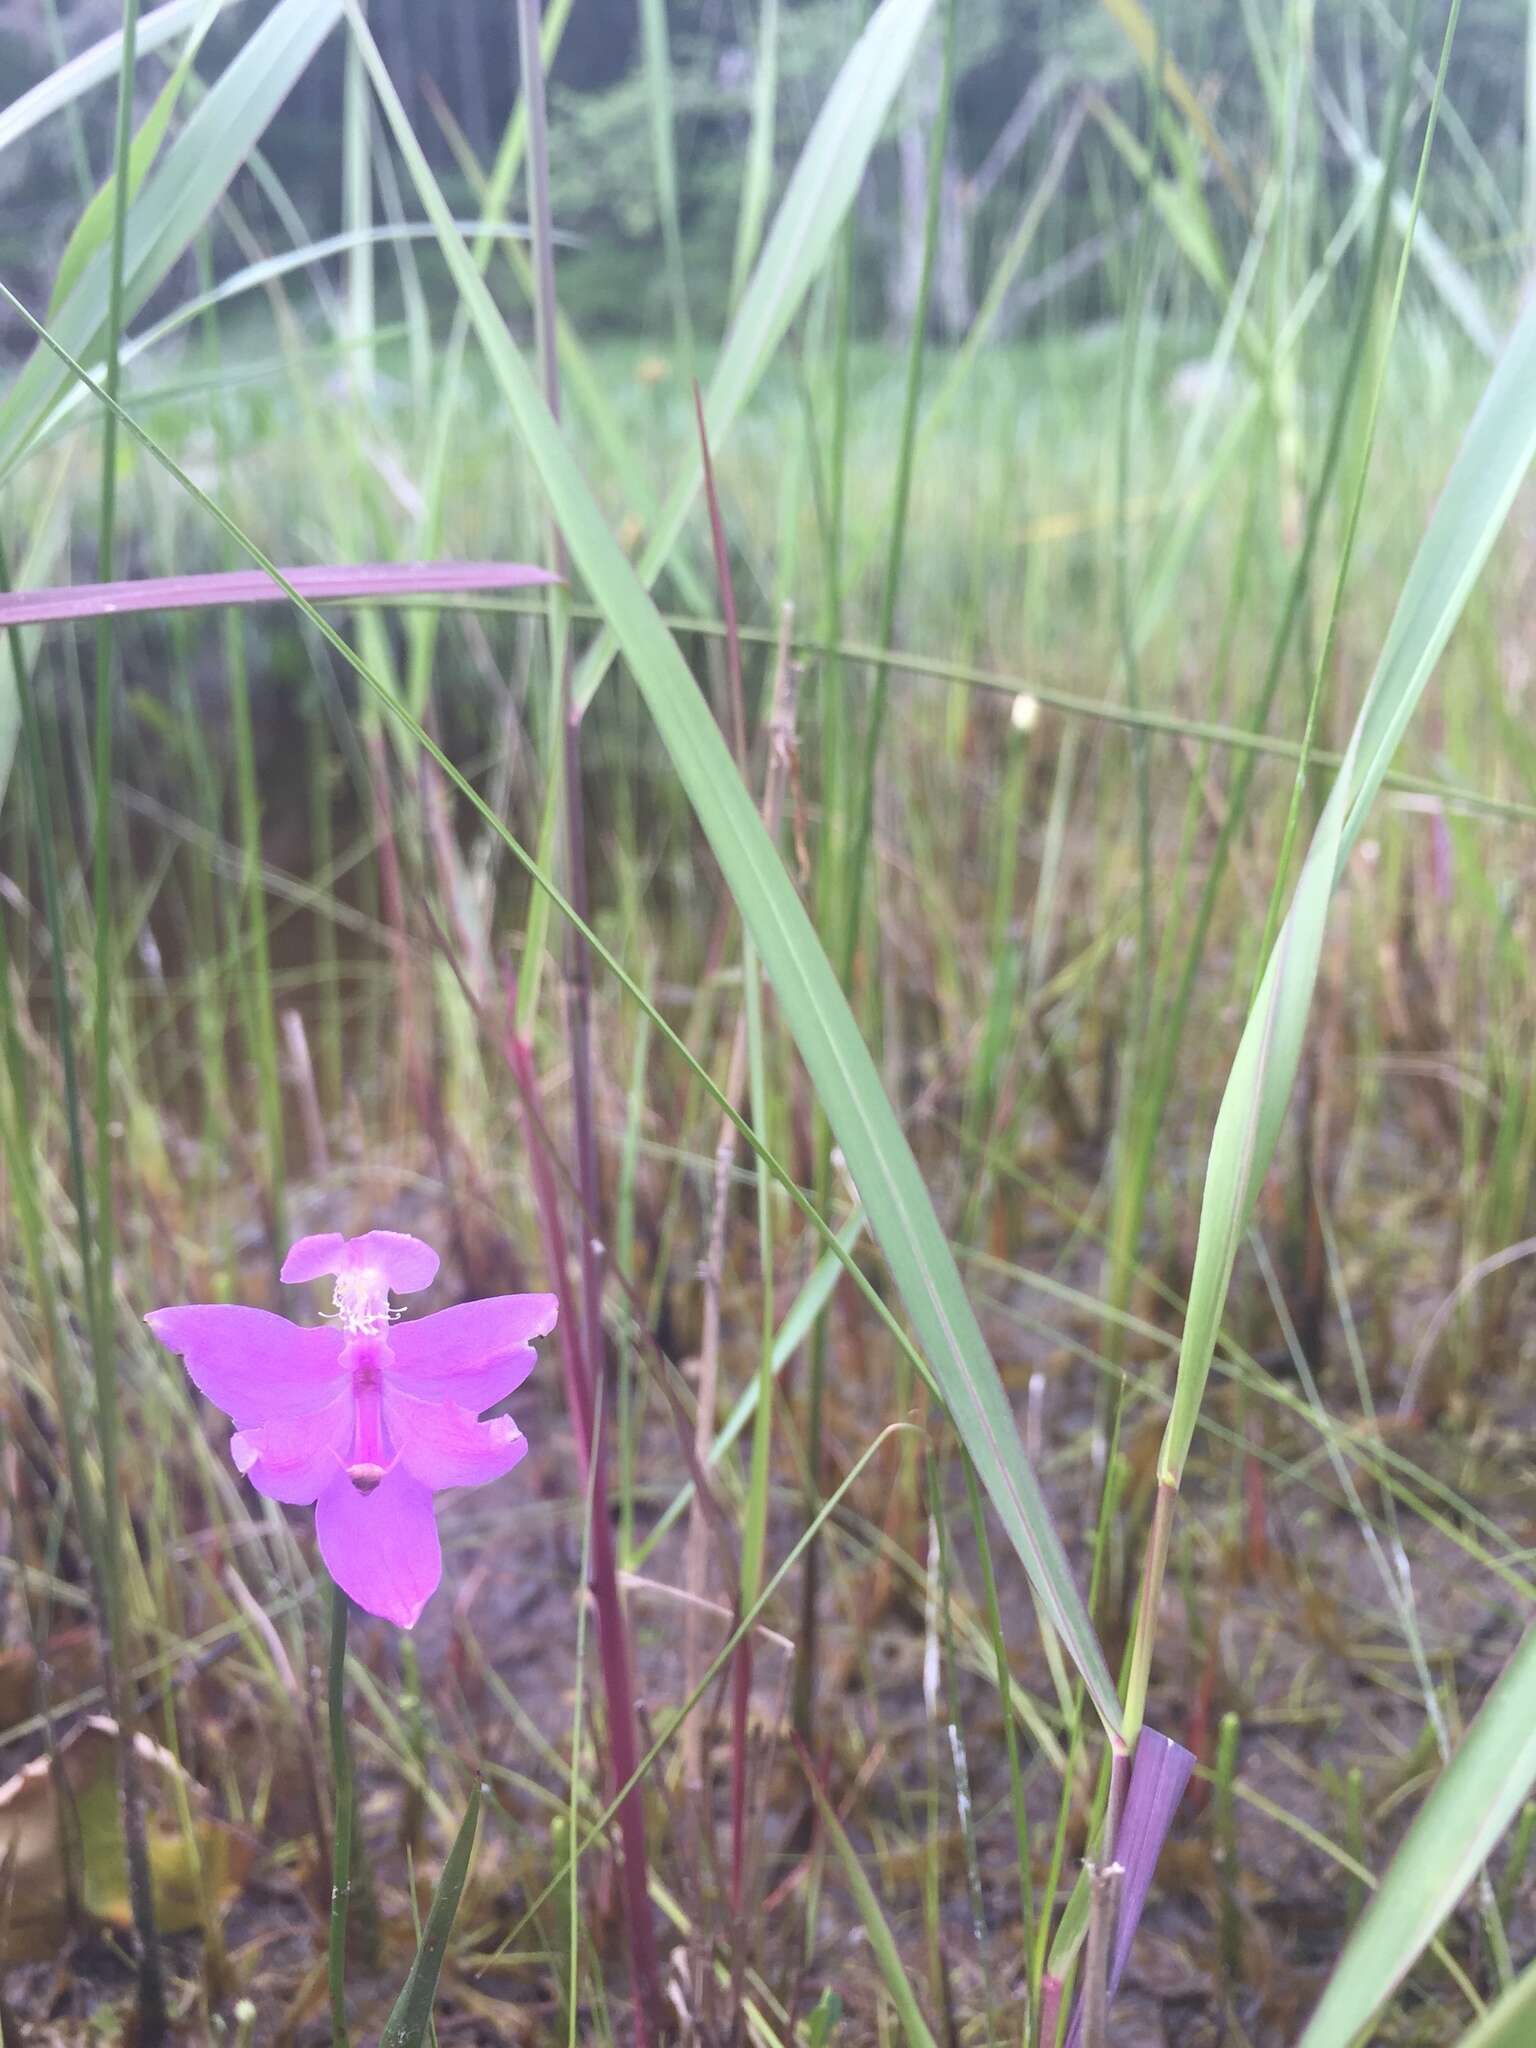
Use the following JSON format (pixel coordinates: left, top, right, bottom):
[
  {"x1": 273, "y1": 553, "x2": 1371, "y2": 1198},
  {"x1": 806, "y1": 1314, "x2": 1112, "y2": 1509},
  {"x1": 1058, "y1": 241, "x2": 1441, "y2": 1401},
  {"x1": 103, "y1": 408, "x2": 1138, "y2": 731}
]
[
  {"x1": 0, "y1": 559, "x2": 559, "y2": 629},
  {"x1": 1063, "y1": 1728, "x2": 1196, "y2": 2048}
]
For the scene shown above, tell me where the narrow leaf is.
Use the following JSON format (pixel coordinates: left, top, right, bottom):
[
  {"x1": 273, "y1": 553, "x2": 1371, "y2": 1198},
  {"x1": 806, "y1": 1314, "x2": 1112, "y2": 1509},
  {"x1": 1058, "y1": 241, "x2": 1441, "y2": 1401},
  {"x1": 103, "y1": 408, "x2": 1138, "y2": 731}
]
[
  {"x1": 1448, "y1": 1946, "x2": 1536, "y2": 2048},
  {"x1": 1300, "y1": 1624, "x2": 1536, "y2": 2048},
  {"x1": 1159, "y1": 289, "x2": 1536, "y2": 1491},
  {"x1": 49, "y1": 0, "x2": 222, "y2": 316},
  {"x1": 0, "y1": 561, "x2": 557, "y2": 630},
  {"x1": 0, "y1": 0, "x2": 342, "y2": 483},
  {"x1": 379, "y1": 1778, "x2": 482, "y2": 2048},
  {"x1": 352, "y1": 0, "x2": 1124, "y2": 1737},
  {"x1": 572, "y1": 0, "x2": 938, "y2": 709},
  {"x1": 0, "y1": 0, "x2": 239, "y2": 157},
  {"x1": 798, "y1": 1742, "x2": 940, "y2": 2048}
]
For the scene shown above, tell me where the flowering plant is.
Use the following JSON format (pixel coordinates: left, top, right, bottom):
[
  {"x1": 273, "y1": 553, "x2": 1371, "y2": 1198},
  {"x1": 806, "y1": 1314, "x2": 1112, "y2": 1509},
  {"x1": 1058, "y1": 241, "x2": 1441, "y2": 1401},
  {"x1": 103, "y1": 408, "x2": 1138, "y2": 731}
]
[{"x1": 147, "y1": 1230, "x2": 556, "y2": 1626}]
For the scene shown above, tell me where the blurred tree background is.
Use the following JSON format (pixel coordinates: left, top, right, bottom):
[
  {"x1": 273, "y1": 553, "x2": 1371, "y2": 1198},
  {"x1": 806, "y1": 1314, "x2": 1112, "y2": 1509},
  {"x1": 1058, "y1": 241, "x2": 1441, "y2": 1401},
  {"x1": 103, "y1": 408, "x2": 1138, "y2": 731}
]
[{"x1": 2, "y1": 0, "x2": 1527, "y2": 350}]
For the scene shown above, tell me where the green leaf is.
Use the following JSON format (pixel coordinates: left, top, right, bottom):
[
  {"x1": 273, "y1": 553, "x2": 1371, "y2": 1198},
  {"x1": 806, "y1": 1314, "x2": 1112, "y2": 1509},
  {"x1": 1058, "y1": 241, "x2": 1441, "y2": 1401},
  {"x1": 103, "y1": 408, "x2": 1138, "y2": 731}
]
[
  {"x1": 1158, "y1": 290, "x2": 1536, "y2": 1498},
  {"x1": 572, "y1": 0, "x2": 939, "y2": 710},
  {"x1": 0, "y1": 0, "x2": 238, "y2": 158},
  {"x1": 348, "y1": 0, "x2": 1124, "y2": 1737},
  {"x1": 0, "y1": 0, "x2": 341, "y2": 484},
  {"x1": 379, "y1": 1779, "x2": 482, "y2": 2048},
  {"x1": 799, "y1": 1745, "x2": 939, "y2": 2048},
  {"x1": 1299, "y1": 1625, "x2": 1536, "y2": 2048},
  {"x1": 1449, "y1": 1945, "x2": 1536, "y2": 2048},
  {"x1": 49, "y1": 0, "x2": 222, "y2": 316},
  {"x1": 728, "y1": 0, "x2": 780, "y2": 311},
  {"x1": 807, "y1": 1988, "x2": 845, "y2": 2047}
]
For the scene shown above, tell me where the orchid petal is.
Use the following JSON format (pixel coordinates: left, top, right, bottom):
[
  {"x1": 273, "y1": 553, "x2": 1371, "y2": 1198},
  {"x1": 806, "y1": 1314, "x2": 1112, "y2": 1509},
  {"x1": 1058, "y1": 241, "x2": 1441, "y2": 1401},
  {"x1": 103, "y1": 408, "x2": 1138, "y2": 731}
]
[
  {"x1": 315, "y1": 1465, "x2": 441, "y2": 1629},
  {"x1": 342, "y1": 1230, "x2": 439, "y2": 1293},
  {"x1": 145, "y1": 1305, "x2": 345, "y2": 1425},
  {"x1": 280, "y1": 1228, "x2": 440, "y2": 1294},
  {"x1": 386, "y1": 1294, "x2": 557, "y2": 1409},
  {"x1": 384, "y1": 1385, "x2": 528, "y2": 1492},
  {"x1": 280, "y1": 1233, "x2": 348, "y2": 1283},
  {"x1": 231, "y1": 1391, "x2": 352, "y2": 1504}
]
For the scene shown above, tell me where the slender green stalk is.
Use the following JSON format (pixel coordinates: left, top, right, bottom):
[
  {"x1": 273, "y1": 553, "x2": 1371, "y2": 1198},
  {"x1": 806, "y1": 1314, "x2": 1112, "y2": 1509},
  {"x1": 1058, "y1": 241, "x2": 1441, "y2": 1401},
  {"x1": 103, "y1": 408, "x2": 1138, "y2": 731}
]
[
  {"x1": 638, "y1": 0, "x2": 694, "y2": 376},
  {"x1": 729, "y1": 0, "x2": 780, "y2": 310},
  {"x1": 74, "y1": 5, "x2": 168, "y2": 2034},
  {"x1": 963, "y1": 1459, "x2": 1035, "y2": 2029},
  {"x1": 507, "y1": 0, "x2": 663, "y2": 2026},
  {"x1": 1215, "y1": 1712, "x2": 1243, "y2": 2005},
  {"x1": 794, "y1": 223, "x2": 856, "y2": 1745},
  {"x1": 1124, "y1": 0, "x2": 1447, "y2": 1749},
  {"x1": 840, "y1": 0, "x2": 957, "y2": 981},
  {"x1": 328, "y1": 1580, "x2": 354, "y2": 2048}
]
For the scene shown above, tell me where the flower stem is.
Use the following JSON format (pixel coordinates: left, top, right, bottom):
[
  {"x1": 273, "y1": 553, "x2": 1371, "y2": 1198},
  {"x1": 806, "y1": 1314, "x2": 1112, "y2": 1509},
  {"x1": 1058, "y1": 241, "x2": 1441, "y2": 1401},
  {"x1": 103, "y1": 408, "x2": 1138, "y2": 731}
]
[{"x1": 327, "y1": 1579, "x2": 354, "y2": 2048}]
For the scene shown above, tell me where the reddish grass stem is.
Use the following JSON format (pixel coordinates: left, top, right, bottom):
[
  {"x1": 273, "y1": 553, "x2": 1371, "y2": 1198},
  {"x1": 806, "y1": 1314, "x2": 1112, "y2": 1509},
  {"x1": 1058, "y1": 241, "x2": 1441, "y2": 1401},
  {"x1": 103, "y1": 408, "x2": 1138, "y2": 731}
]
[
  {"x1": 509, "y1": 0, "x2": 663, "y2": 2026},
  {"x1": 503, "y1": 1022, "x2": 660, "y2": 2040}
]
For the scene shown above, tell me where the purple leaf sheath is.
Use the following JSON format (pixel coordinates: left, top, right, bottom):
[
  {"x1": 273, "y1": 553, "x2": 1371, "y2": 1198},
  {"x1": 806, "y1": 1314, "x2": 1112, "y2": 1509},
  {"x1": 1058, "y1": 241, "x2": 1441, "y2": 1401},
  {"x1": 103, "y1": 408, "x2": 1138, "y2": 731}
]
[
  {"x1": 1063, "y1": 1728, "x2": 1197, "y2": 2048},
  {"x1": 0, "y1": 559, "x2": 558, "y2": 630},
  {"x1": 147, "y1": 1230, "x2": 557, "y2": 1628}
]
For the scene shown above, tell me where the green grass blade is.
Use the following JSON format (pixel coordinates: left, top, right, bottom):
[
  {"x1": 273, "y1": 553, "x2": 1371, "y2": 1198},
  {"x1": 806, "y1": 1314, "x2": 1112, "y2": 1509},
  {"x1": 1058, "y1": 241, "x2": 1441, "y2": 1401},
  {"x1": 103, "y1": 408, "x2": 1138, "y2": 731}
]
[
  {"x1": 0, "y1": 0, "x2": 342, "y2": 482},
  {"x1": 347, "y1": 0, "x2": 1123, "y2": 1737},
  {"x1": 1158, "y1": 289, "x2": 1536, "y2": 1503},
  {"x1": 638, "y1": 0, "x2": 694, "y2": 372},
  {"x1": 572, "y1": 0, "x2": 938, "y2": 710},
  {"x1": 379, "y1": 1779, "x2": 482, "y2": 2047},
  {"x1": 628, "y1": 1206, "x2": 867, "y2": 1569},
  {"x1": 1299, "y1": 1625, "x2": 1536, "y2": 2048},
  {"x1": 1449, "y1": 1946, "x2": 1536, "y2": 2048},
  {"x1": 48, "y1": 0, "x2": 220, "y2": 315},
  {"x1": 798, "y1": 1743, "x2": 940, "y2": 2048},
  {"x1": 0, "y1": 0, "x2": 235, "y2": 157},
  {"x1": 729, "y1": 0, "x2": 780, "y2": 311}
]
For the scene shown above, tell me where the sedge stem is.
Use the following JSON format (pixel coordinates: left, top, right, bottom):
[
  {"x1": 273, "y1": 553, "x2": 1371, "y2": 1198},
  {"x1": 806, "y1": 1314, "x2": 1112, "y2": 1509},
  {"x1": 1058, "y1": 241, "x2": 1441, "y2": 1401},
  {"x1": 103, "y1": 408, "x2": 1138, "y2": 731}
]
[{"x1": 327, "y1": 1579, "x2": 354, "y2": 2048}]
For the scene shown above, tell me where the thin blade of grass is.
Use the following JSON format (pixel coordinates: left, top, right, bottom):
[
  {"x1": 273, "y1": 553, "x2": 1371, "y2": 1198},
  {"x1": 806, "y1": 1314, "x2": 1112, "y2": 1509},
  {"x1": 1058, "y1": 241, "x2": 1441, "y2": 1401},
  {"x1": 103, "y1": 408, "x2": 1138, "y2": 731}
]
[
  {"x1": 1157, "y1": 281, "x2": 1536, "y2": 1507},
  {"x1": 796, "y1": 1739, "x2": 941, "y2": 2048},
  {"x1": 572, "y1": 0, "x2": 938, "y2": 710},
  {"x1": 728, "y1": 0, "x2": 780, "y2": 311},
  {"x1": 1447, "y1": 1947, "x2": 1536, "y2": 2048},
  {"x1": 50, "y1": 0, "x2": 220, "y2": 316},
  {"x1": 346, "y1": 0, "x2": 1123, "y2": 1736},
  {"x1": 379, "y1": 1779, "x2": 482, "y2": 2048},
  {"x1": 1299, "y1": 1624, "x2": 1536, "y2": 2048},
  {"x1": 638, "y1": 0, "x2": 694, "y2": 373},
  {"x1": 0, "y1": 0, "x2": 236, "y2": 156},
  {"x1": 0, "y1": 0, "x2": 342, "y2": 483},
  {"x1": 0, "y1": 561, "x2": 557, "y2": 628}
]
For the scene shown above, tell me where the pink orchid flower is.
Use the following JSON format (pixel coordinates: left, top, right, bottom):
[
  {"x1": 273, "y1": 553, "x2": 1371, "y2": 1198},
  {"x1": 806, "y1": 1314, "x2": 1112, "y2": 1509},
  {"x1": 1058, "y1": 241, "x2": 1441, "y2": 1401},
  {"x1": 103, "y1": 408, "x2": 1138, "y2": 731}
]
[{"x1": 146, "y1": 1230, "x2": 556, "y2": 1628}]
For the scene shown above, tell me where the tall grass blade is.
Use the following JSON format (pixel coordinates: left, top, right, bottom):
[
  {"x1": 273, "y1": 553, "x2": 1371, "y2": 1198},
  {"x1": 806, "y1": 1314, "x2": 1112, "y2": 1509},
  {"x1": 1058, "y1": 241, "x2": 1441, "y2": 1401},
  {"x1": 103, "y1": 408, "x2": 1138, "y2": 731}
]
[
  {"x1": 0, "y1": 0, "x2": 237, "y2": 157},
  {"x1": 348, "y1": 0, "x2": 1124, "y2": 1736},
  {"x1": 1449, "y1": 1947, "x2": 1536, "y2": 2048},
  {"x1": 572, "y1": 0, "x2": 938, "y2": 710},
  {"x1": 797, "y1": 1741, "x2": 940, "y2": 2048},
  {"x1": 85, "y1": 1, "x2": 167, "y2": 2029},
  {"x1": 48, "y1": 0, "x2": 220, "y2": 316},
  {"x1": 0, "y1": 561, "x2": 556, "y2": 629},
  {"x1": 729, "y1": 0, "x2": 780, "y2": 311},
  {"x1": 638, "y1": 0, "x2": 694, "y2": 372},
  {"x1": 1157, "y1": 287, "x2": 1536, "y2": 1502},
  {"x1": 1299, "y1": 1624, "x2": 1536, "y2": 2048},
  {"x1": 0, "y1": 0, "x2": 342, "y2": 482},
  {"x1": 379, "y1": 1780, "x2": 482, "y2": 2048}
]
